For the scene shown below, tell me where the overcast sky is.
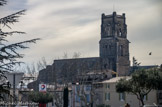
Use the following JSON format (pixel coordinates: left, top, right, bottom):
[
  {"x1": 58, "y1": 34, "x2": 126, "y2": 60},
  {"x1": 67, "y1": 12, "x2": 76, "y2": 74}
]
[{"x1": 1, "y1": 0, "x2": 162, "y2": 67}]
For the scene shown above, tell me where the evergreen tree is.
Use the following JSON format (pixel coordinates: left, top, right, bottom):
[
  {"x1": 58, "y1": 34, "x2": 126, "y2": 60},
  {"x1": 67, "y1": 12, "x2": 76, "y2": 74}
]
[
  {"x1": 63, "y1": 87, "x2": 69, "y2": 107},
  {"x1": 29, "y1": 92, "x2": 53, "y2": 106},
  {"x1": 0, "y1": 0, "x2": 39, "y2": 100}
]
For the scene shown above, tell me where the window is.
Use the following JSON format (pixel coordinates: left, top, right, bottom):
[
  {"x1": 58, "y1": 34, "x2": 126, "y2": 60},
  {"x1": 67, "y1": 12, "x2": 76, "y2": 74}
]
[
  {"x1": 119, "y1": 93, "x2": 125, "y2": 101},
  {"x1": 104, "y1": 64, "x2": 107, "y2": 69},
  {"x1": 105, "y1": 92, "x2": 110, "y2": 101},
  {"x1": 143, "y1": 95, "x2": 148, "y2": 101},
  {"x1": 106, "y1": 84, "x2": 110, "y2": 89},
  {"x1": 119, "y1": 28, "x2": 122, "y2": 37},
  {"x1": 86, "y1": 94, "x2": 90, "y2": 102},
  {"x1": 76, "y1": 85, "x2": 80, "y2": 92},
  {"x1": 75, "y1": 95, "x2": 80, "y2": 102},
  {"x1": 75, "y1": 85, "x2": 81, "y2": 102},
  {"x1": 109, "y1": 45, "x2": 112, "y2": 50},
  {"x1": 85, "y1": 85, "x2": 91, "y2": 91},
  {"x1": 119, "y1": 45, "x2": 123, "y2": 56},
  {"x1": 159, "y1": 93, "x2": 162, "y2": 99},
  {"x1": 105, "y1": 45, "x2": 108, "y2": 48}
]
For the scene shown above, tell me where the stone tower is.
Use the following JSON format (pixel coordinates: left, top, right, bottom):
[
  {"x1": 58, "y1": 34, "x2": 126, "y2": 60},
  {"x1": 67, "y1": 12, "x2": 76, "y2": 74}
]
[{"x1": 99, "y1": 12, "x2": 130, "y2": 76}]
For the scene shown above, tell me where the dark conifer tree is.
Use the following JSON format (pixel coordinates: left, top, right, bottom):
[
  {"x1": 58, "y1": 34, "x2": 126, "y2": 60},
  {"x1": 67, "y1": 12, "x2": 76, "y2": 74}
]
[
  {"x1": 0, "y1": 0, "x2": 39, "y2": 100},
  {"x1": 63, "y1": 87, "x2": 69, "y2": 107}
]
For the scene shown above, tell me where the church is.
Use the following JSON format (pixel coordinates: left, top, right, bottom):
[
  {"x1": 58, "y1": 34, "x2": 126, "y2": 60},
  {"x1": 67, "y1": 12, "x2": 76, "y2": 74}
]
[{"x1": 28, "y1": 12, "x2": 130, "y2": 90}]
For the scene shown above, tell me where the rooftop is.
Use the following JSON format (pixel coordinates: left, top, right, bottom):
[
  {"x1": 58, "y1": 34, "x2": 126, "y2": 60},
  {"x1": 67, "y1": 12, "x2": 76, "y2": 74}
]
[{"x1": 98, "y1": 76, "x2": 131, "y2": 83}]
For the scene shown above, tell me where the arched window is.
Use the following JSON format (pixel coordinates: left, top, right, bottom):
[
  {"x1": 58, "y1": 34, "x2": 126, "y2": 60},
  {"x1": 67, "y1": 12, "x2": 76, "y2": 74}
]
[
  {"x1": 119, "y1": 45, "x2": 123, "y2": 56},
  {"x1": 119, "y1": 28, "x2": 122, "y2": 37}
]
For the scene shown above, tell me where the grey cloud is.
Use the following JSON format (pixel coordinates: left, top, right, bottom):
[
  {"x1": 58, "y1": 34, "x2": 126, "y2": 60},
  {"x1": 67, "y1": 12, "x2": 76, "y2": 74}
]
[{"x1": 1, "y1": 0, "x2": 162, "y2": 65}]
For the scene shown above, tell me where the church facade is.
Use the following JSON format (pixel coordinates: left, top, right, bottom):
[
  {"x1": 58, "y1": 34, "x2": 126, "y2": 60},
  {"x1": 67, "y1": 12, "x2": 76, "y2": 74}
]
[{"x1": 28, "y1": 12, "x2": 130, "y2": 90}]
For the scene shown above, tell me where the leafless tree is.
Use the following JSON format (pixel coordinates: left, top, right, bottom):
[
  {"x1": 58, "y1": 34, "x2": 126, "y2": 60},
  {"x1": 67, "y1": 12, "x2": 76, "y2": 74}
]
[
  {"x1": 53, "y1": 85, "x2": 64, "y2": 107},
  {"x1": 20, "y1": 57, "x2": 47, "y2": 78},
  {"x1": 37, "y1": 57, "x2": 47, "y2": 71},
  {"x1": 75, "y1": 61, "x2": 100, "y2": 107},
  {"x1": 62, "y1": 52, "x2": 68, "y2": 59},
  {"x1": 72, "y1": 52, "x2": 81, "y2": 58},
  {"x1": 25, "y1": 63, "x2": 37, "y2": 76},
  {"x1": 75, "y1": 60, "x2": 112, "y2": 107},
  {"x1": 53, "y1": 52, "x2": 81, "y2": 107}
]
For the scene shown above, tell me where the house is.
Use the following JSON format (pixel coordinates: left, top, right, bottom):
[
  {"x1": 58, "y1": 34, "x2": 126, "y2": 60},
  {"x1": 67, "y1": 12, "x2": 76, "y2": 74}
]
[{"x1": 93, "y1": 77, "x2": 157, "y2": 107}]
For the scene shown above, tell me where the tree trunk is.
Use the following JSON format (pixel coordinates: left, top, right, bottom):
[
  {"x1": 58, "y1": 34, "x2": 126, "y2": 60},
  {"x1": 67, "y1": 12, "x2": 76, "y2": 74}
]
[
  {"x1": 140, "y1": 98, "x2": 145, "y2": 107},
  {"x1": 136, "y1": 94, "x2": 145, "y2": 107}
]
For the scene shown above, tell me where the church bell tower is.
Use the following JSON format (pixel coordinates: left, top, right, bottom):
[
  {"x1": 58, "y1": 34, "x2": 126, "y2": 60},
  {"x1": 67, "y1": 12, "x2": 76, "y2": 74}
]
[{"x1": 99, "y1": 12, "x2": 130, "y2": 76}]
